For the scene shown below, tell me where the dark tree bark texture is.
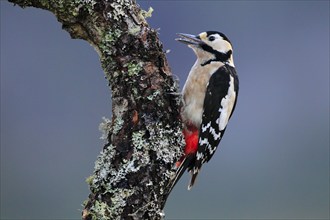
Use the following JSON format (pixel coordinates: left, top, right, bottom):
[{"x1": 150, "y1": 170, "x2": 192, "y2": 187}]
[{"x1": 8, "y1": 0, "x2": 184, "y2": 219}]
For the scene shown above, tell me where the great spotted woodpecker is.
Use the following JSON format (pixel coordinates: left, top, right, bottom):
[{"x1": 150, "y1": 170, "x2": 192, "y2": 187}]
[{"x1": 171, "y1": 31, "x2": 239, "y2": 190}]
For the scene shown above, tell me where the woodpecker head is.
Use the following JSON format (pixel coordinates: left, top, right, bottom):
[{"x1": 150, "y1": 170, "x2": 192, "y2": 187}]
[{"x1": 176, "y1": 31, "x2": 234, "y2": 66}]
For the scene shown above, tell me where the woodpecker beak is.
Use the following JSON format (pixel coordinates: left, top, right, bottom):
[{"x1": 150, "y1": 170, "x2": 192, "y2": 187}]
[{"x1": 176, "y1": 33, "x2": 203, "y2": 47}]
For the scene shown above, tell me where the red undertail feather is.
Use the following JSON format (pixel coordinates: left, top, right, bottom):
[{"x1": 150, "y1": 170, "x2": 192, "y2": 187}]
[
  {"x1": 176, "y1": 127, "x2": 199, "y2": 167},
  {"x1": 183, "y1": 128, "x2": 199, "y2": 155}
]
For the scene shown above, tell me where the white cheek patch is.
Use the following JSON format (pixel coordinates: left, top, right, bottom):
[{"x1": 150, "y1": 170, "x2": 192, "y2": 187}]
[
  {"x1": 217, "y1": 75, "x2": 236, "y2": 131},
  {"x1": 213, "y1": 39, "x2": 232, "y2": 54}
]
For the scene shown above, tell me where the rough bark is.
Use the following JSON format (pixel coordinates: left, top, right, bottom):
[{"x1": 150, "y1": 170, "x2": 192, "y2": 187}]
[{"x1": 7, "y1": 0, "x2": 184, "y2": 219}]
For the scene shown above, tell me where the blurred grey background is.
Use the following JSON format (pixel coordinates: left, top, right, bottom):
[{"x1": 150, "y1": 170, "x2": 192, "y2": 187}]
[{"x1": 1, "y1": 1, "x2": 329, "y2": 219}]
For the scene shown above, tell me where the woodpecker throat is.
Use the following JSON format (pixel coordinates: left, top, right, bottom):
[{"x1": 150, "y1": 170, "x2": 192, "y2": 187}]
[{"x1": 201, "y1": 49, "x2": 233, "y2": 66}]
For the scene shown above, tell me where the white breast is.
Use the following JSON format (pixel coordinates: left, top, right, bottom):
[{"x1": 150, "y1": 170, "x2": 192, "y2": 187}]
[{"x1": 181, "y1": 60, "x2": 224, "y2": 128}]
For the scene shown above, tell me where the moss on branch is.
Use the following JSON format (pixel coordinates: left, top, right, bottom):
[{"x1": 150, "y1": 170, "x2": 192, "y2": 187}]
[{"x1": 8, "y1": 0, "x2": 184, "y2": 219}]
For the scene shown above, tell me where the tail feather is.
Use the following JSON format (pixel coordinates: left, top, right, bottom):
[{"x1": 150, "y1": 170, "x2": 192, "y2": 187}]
[
  {"x1": 188, "y1": 168, "x2": 200, "y2": 190},
  {"x1": 161, "y1": 155, "x2": 194, "y2": 209},
  {"x1": 167, "y1": 154, "x2": 195, "y2": 196}
]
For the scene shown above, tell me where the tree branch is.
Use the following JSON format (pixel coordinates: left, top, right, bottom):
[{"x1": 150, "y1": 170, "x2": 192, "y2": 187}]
[{"x1": 8, "y1": 0, "x2": 184, "y2": 219}]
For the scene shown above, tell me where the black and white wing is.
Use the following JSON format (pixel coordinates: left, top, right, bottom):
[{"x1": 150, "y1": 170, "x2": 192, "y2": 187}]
[{"x1": 189, "y1": 65, "x2": 239, "y2": 189}]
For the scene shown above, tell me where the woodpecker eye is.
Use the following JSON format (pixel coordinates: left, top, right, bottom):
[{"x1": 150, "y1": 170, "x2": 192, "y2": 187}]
[{"x1": 208, "y1": 36, "x2": 215, "y2": 41}]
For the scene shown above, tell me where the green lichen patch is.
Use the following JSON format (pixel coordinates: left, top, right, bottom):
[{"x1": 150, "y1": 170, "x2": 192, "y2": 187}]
[
  {"x1": 110, "y1": 188, "x2": 134, "y2": 207},
  {"x1": 99, "y1": 117, "x2": 111, "y2": 140},
  {"x1": 146, "y1": 121, "x2": 184, "y2": 165},
  {"x1": 125, "y1": 61, "x2": 143, "y2": 77},
  {"x1": 109, "y1": 2, "x2": 127, "y2": 21},
  {"x1": 38, "y1": 0, "x2": 51, "y2": 9},
  {"x1": 107, "y1": 0, "x2": 132, "y2": 21},
  {"x1": 99, "y1": 29, "x2": 122, "y2": 56},
  {"x1": 92, "y1": 145, "x2": 115, "y2": 188},
  {"x1": 132, "y1": 130, "x2": 147, "y2": 150},
  {"x1": 85, "y1": 175, "x2": 95, "y2": 186},
  {"x1": 128, "y1": 23, "x2": 141, "y2": 36},
  {"x1": 89, "y1": 200, "x2": 111, "y2": 220},
  {"x1": 147, "y1": 90, "x2": 160, "y2": 101},
  {"x1": 141, "y1": 7, "x2": 153, "y2": 19},
  {"x1": 111, "y1": 97, "x2": 128, "y2": 135},
  {"x1": 71, "y1": 0, "x2": 97, "y2": 14},
  {"x1": 112, "y1": 117, "x2": 124, "y2": 135}
]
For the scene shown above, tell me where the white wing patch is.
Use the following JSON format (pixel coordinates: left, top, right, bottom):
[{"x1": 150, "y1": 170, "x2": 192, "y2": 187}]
[
  {"x1": 196, "y1": 151, "x2": 204, "y2": 160},
  {"x1": 207, "y1": 144, "x2": 217, "y2": 155},
  {"x1": 217, "y1": 75, "x2": 236, "y2": 131},
  {"x1": 199, "y1": 138, "x2": 209, "y2": 146},
  {"x1": 209, "y1": 126, "x2": 221, "y2": 140},
  {"x1": 201, "y1": 122, "x2": 211, "y2": 132}
]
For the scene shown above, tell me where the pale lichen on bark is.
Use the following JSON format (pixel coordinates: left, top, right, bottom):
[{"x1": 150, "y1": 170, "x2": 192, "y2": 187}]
[{"x1": 8, "y1": 0, "x2": 184, "y2": 219}]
